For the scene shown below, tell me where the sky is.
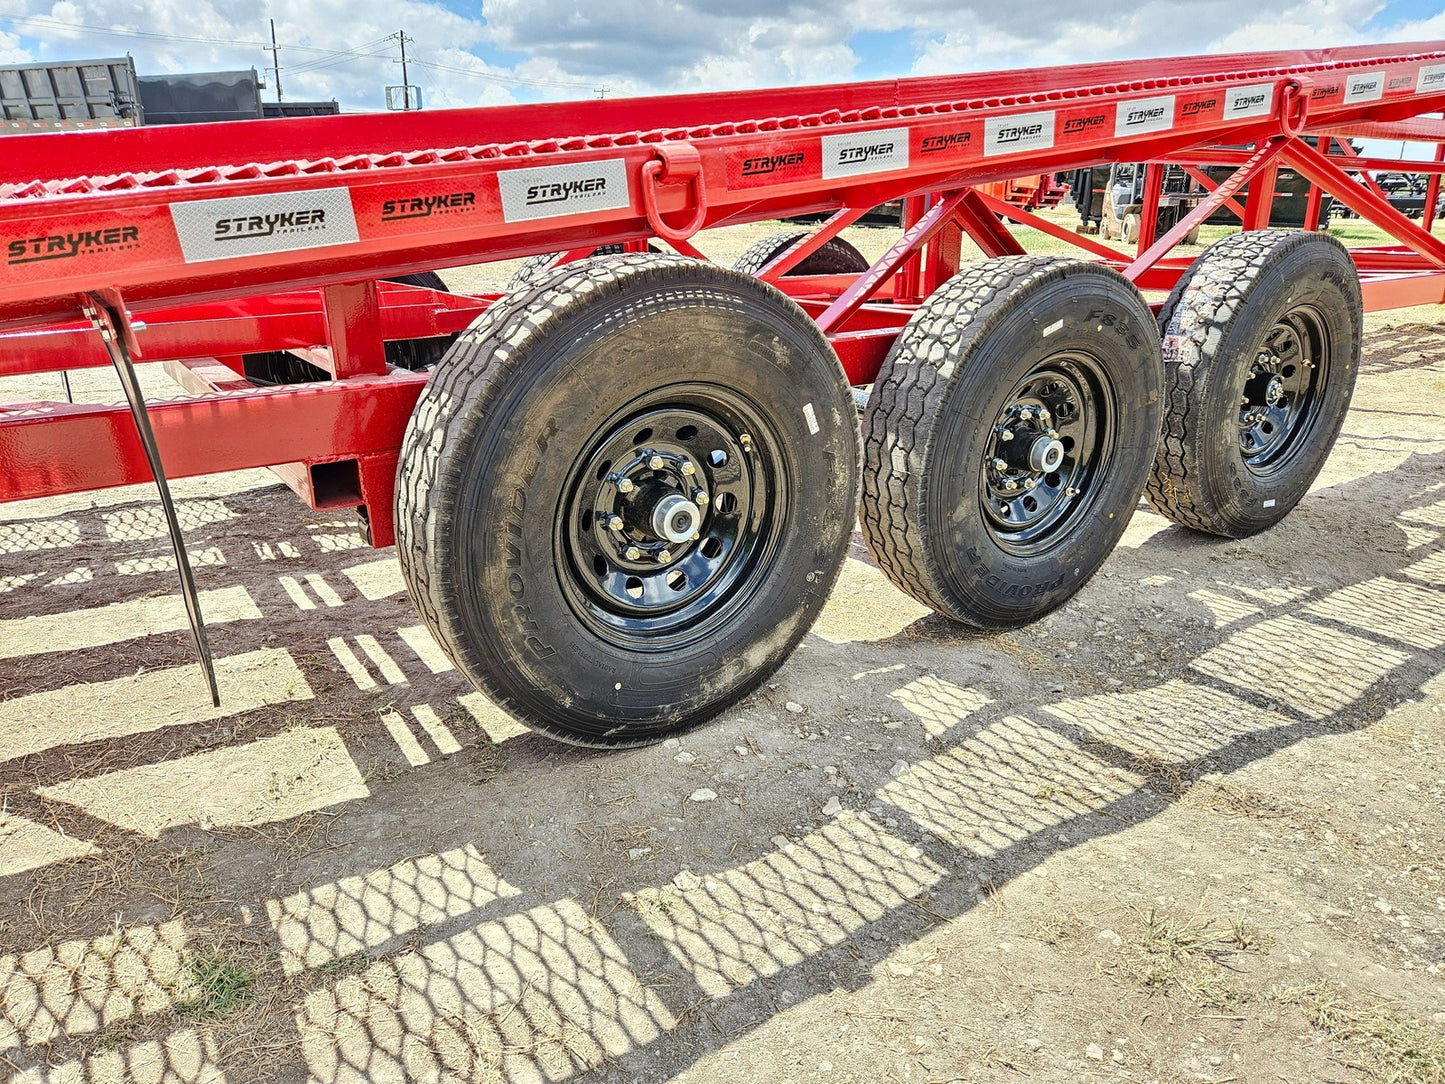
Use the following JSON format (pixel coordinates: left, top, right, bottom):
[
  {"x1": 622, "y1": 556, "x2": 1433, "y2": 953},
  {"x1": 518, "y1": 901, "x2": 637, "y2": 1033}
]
[{"x1": 2, "y1": 0, "x2": 1445, "y2": 115}]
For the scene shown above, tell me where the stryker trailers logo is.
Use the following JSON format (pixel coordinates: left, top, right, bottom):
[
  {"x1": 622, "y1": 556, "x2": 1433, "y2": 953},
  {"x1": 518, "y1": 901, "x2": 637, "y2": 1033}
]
[
  {"x1": 526, "y1": 178, "x2": 608, "y2": 206},
  {"x1": 1310, "y1": 84, "x2": 1341, "y2": 101},
  {"x1": 1115, "y1": 95, "x2": 1175, "y2": 137},
  {"x1": 214, "y1": 208, "x2": 326, "y2": 242},
  {"x1": 1418, "y1": 64, "x2": 1445, "y2": 92},
  {"x1": 822, "y1": 127, "x2": 909, "y2": 179},
  {"x1": 741, "y1": 152, "x2": 806, "y2": 176},
  {"x1": 1389, "y1": 75, "x2": 1414, "y2": 91},
  {"x1": 1345, "y1": 72, "x2": 1384, "y2": 103},
  {"x1": 1063, "y1": 114, "x2": 1107, "y2": 136},
  {"x1": 919, "y1": 130, "x2": 972, "y2": 154},
  {"x1": 1181, "y1": 97, "x2": 1217, "y2": 117},
  {"x1": 7, "y1": 225, "x2": 139, "y2": 265},
  {"x1": 497, "y1": 159, "x2": 629, "y2": 222},
  {"x1": 1224, "y1": 84, "x2": 1273, "y2": 119},
  {"x1": 983, "y1": 111, "x2": 1055, "y2": 157},
  {"x1": 170, "y1": 188, "x2": 360, "y2": 263},
  {"x1": 381, "y1": 191, "x2": 476, "y2": 221}
]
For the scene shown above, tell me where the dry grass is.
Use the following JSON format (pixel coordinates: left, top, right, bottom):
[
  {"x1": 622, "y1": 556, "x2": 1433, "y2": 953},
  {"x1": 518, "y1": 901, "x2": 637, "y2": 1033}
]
[
  {"x1": 1116, "y1": 906, "x2": 1269, "y2": 1008},
  {"x1": 1269, "y1": 981, "x2": 1445, "y2": 1084}
]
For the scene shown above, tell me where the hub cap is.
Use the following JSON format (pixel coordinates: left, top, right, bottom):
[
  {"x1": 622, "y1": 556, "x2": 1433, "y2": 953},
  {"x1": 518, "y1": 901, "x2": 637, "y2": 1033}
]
[
  {"x1": 1238, "y1": 307, "x2": 1329, "y2": 475},
  {"x1": 558, "y1": 385, "x2": 786, "y2": 649},
  {"x1": 980, "y1": 354, "x2": 1116, "y2": 556}
]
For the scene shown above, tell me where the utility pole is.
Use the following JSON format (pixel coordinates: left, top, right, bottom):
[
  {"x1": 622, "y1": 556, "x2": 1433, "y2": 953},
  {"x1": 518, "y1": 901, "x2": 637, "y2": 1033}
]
[
  {"x1": 269, "y1": 19, "x2": 282, "y2": 102},
  {"x1": 394, "y1": 31, "x2": 414, "y2": 110}
]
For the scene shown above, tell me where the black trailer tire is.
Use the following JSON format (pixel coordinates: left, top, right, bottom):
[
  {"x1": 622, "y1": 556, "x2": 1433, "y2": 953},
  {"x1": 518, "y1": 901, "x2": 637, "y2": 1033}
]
[
  {"x1": 1146, "y1": 229, "x2": 1361, "y2": 537},
  {"x1": 505, "y1": 244, "x2": 658, "y2": 291},
  {"x1": 242, "y1": 271, "x2": 456, "y2": 383},
  {"x1": 732, "y1": 230, "x2": 869, "y2": 277},
  {"x1": 860, "y1": 256, "x2": 1163, "y2": 628},
  {"x1": 395, "y1": 254, "x2": 860, "y2": 747}
]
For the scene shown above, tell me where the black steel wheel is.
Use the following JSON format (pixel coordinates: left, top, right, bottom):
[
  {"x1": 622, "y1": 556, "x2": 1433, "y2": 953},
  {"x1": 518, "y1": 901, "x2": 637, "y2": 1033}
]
[
  {"x1": 861, "y1": 256, "x2": 1162, "y2": 628},
  {"x1": 395, "y1": 254, "x2": 859, "y2": 746},
  {"x1": 1147, "y1": 230, "x2": 1361, "y2": 536}
]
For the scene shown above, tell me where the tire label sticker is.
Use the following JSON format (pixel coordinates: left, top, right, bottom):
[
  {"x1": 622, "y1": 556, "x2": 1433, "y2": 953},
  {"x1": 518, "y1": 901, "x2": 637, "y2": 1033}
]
[
  {"x1": 170, "y1": 188, "x2": 359, "y2": 263},
  {"x1": 984, "y1": 111, "x2": 1055, "y2": 157},
  {"x1": 1418, "y1": 64, "x2": 1445, "y2": 93},
  {"x1": 497, "y1": 159, "x2": 630, "y2": 223},
  {"x1": 1344, "y1": 71, "x2": 1385, "y2": 104},
  {"x1": 821, "y1": 127, "x2": 909, "y2": 179},
  {"x1": 803, "y1": 402, "x2": 819, "y2": 435},
  {"x1": 1223, "y1": 84, "x2": 1273, "y2": 120},
  {"x1": 1115, "y1": 95, "x2": 1175, "y2": 137}
]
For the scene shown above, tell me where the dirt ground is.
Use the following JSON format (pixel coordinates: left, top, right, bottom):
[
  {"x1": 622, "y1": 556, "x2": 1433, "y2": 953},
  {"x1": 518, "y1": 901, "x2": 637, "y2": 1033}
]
[{"x1": 1, "y1": 220, "x2": 1444, "y2": 1084}]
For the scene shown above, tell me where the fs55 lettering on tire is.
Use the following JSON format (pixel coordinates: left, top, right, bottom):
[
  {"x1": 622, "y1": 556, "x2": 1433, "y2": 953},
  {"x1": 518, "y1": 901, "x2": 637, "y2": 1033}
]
[
  {"x1": 861, "y1": 256, "x2": 1163, "y2": 628},
  {"x1": 395, "y1": 254, "x2": 860, "y2": 747},
  {"x1": 1147, "y1": 229, "x2": 1362, "y2": 537}
]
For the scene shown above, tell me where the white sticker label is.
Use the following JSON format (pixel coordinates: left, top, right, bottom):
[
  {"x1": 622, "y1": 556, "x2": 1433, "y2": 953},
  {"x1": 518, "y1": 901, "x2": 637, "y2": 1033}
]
[
  {"x1": 1263, "y1": 499, "x2": 1276, "y2": 508},
  {"x1": 1345, "y1": 71, "x2": 1385, "y2": 103},
  {"x1": 983, "y1": 111, "x2": 1056, "y2": 157},
  {"x1": 1418, "y1": 64, "x2": 1445, "y2": 92},
  {"x1": 170, "y1": 188, "x2": 359, "y2": 263},
  {"x1": 1115, "y1": 95, "x2": 1175, "y2": 137},
  {"x1": 496, "y1": 159, "x2": 630, "y2": 223},
  {"x1": 1042, "y1": 319, "x2": 1064, "y2": 337},
  {"x1": 1223, "y1": 84, "x2": 1273, "y2": 120},
  {"x1": 803, "y1": 402, "x2": 819, "y2": 435},
  {"x1": 821, "y1": 127, "x2": 909, "y2": 179}
]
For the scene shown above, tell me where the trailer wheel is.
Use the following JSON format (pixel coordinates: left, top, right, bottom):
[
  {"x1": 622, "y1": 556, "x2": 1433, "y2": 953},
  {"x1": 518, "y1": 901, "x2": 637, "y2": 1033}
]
[
  {"x1": 1146, "y1": 229, "x2": 1361, "y2": 537},
  {"x1": 505, "y1": 244, "x2": 657, "y2": 291},
  {"x1": 395, "y1": 254, "x2": 860, "y2": 746},
  {"x1": 242, "y1": 271, "x2": 456, "y2": 384},
  {"x1": 860, "y1": 257, "x2": 1162, "y2": 628},
  {"x1": 732, "y1": 230, "x2": 869, "y2": 277}
]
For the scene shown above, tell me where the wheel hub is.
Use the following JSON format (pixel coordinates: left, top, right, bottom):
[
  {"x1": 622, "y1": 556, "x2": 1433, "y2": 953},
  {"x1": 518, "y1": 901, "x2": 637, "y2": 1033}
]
[
  {"x1": 980, "y1": 359, "x2": 1112, "y2": 554},
  {"x1": 560, "y1": 394, "x2": 782, "y2": 645},
  {"x1": 1237, "y1": 313, "x2": 1326, "y2": 473}
]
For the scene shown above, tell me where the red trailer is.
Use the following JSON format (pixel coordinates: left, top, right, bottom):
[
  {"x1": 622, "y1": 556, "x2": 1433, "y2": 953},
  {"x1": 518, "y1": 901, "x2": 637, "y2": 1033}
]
[{"x1": 4, "y1": 42, "x2": 1445, "y2": 746}]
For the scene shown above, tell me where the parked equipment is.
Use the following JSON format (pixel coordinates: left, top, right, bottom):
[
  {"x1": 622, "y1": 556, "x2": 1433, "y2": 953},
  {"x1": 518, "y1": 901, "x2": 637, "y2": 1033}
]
[{"x1": 6, "y1": 43, "x2": 1445, "y2": 745}]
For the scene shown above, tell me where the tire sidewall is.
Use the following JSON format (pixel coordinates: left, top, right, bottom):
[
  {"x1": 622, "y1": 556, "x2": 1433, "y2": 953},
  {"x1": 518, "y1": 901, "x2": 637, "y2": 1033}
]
[
  {"x1": 927, "y1": 273, "x2": 1162, "y2": 625},
  {"x1": 438, "y1": 273, "x2": 858, "y2": 736}
]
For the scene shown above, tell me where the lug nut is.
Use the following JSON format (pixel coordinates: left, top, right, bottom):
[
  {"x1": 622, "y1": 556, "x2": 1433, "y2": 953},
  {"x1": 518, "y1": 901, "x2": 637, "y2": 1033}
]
[
  {"x1": 1046, "y1": 428, "x2": 1059, "y2": 439},
  {"x1": 1039, "y1": 408, "x2": 1051, "y2": 423},
  {"x1": 659, "y1": 548, "x2": 672, "y2": 563},
  {"x1": 1066, "y1": 486, "x2": 1079, "y2": 497},
  {"x1": 694, "y1": 489, "x2": 710, "y2": 506},
  {"x1": 691, "y1": 532, "x2": 701, "y2": 541},
  {"x1": 649, "y1": 455, "x2": 665, "y2": 471},
  {"x1": 992, "y1": 457, "x2": 1008, "y2": 471},
  {"x1": 625, "y1": 545, "x2": 641, "y2": 560},
  {"x1": 740, "y1": 433, "x2": 753, "y2": 450},
  {"x1": 617, "y1": 477, "x2": 635, "y2": 494},
  {"x1": 681, "y1": 460, "x2": 696, "y2": 476},
  {"x1": 999, "y1": 429, "x2": 1014, "y2": 442},
  {"x1": 1018, "y1": 409, "x2": 1033, "y2": 422},
  {"x1": 1004, "y1": 479, "x2": 1019, "y2": 491},
  {"x1": 606, "y1": 515, "x2": 623, "y2": 531},
  {"x1": 1024, "y1": 478, "x2": 1037, "y2": 489}
]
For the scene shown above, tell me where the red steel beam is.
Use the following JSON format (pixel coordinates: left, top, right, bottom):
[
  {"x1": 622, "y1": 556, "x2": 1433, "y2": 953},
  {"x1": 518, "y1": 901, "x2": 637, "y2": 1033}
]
[
  {"x1": 1281, "y1": 138, "x2": 1445, "y2": 267},
  {"x1": 0, "y1": 372, "x2": 425, "y2": 504}
]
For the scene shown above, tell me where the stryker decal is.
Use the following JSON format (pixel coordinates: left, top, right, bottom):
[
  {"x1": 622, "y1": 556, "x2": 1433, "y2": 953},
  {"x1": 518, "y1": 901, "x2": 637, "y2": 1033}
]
[
  {"x1": 380, "y1": 191, "x2": 477, "y2": 221},
  {"x1": 7, "y1": 225, "x2": 139, "y2": 265}
]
